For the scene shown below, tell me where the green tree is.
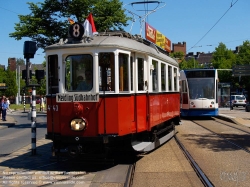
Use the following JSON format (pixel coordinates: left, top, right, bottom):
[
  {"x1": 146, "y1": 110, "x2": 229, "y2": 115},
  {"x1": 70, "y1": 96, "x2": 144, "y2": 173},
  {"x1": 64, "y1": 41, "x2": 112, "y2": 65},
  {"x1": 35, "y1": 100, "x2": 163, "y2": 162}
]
[
  {"x1": 235, "y1": 40, "x2": 250, "y2": 94},
  {"x1": 0, "y1": 68, "x2": 7, "y2": 96},
  {"x1": 212, "y1": 42, "x2": 235, "y2": 83},
  {"x1": 16, "y1": 58, "x2": 25, "y2": 66},
  {"x1": 178, "y1": 58, "x2": 199, "y2": 70},
  {"x1": 4, "y1": 69, "x2": 17, "y2": 97},
  {"x1": 9, "y1": 0, "x2": 130, "y2": 49}
]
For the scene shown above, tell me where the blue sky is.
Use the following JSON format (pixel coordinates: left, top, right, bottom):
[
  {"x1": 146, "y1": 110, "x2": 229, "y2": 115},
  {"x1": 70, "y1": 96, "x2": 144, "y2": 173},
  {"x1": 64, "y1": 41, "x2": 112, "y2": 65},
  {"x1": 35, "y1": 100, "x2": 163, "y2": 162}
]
[{"x1": 0, "y1": 0, "x2": 249, "y2": 67}]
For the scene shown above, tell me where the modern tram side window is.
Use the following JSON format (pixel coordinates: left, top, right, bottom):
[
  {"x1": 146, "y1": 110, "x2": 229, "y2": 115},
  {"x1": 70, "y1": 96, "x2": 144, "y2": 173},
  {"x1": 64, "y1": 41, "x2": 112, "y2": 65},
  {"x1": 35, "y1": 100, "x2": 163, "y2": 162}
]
[
  {"x1": 181, "y1": 80, "x2": 188, "y2": 104},
  {"x1": 161, "y1": 63, "x2": 166, "y2": 91},
  {"x1": 65, "y1": 54, "x2": 93, "y2": 91},
  {"x1": 99, "y1": 53, "x2": 115, "y2": 91},
  {"x1": 48, "y1": 55, "x2": 59, "y2": 94},
  {"x1": 119, "y1": 53, "x2": 129, "y2": 91},
  {"x1": 137, "y1": 58, "x2": 144, "y2": 91},
  {"x1": 168, "y1": 66, "x2": 172, "y2": 91},
  {"x1": 152, "y1": 60, "x2": 158, "y2": 91}
]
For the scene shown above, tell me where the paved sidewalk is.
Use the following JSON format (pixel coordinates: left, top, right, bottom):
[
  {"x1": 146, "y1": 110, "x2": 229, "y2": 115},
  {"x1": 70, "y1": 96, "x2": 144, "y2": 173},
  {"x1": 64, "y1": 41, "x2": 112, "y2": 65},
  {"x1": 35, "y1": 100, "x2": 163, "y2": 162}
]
[
  {"x1": 0, "y1": 107, "x2": 249, "y2": 187},
  {"x1": 0, "y1": 115, "x2": 16, "y2": 130},
  {"x1": 218, "y1": 108, "x2": 250, "y2": 128},
  {"x1": 0, "y1": 110, "x2": 46, "y2": 130}
]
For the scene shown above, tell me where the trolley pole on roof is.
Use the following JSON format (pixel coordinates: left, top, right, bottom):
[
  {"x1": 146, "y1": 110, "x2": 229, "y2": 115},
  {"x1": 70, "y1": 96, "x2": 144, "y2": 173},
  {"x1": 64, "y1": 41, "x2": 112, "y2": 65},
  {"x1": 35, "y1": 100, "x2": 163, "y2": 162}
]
[{"x1": 23, "y1": 41, "x2": 44, "y2": 156}]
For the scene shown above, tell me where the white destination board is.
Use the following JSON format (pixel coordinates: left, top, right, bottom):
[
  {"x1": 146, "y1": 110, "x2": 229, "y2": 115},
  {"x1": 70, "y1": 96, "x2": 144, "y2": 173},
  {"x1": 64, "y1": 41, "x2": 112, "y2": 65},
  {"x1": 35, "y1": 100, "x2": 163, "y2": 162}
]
[{"x1": 56, "y1": 93, "x2": 99, "y2": 102}]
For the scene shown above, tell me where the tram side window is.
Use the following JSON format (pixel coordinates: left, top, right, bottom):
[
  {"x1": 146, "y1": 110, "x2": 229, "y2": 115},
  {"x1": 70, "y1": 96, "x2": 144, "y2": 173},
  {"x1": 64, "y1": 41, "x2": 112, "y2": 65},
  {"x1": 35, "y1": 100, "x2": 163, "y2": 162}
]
[
  {"x1": 130, "y1": 56, "x2": 134, "y2": 91},
  {"x1": 99, "y1": 53, "x2": 115, "y2": 91},
  {"x1": 174, "y1": 68, "x2": 178, "y2": 91},
  {"x1": 152, "y1": 60, "x2": 158, "y2": 91},
  {"x1": 137, "y1": 58, "x2": 144, "y2": 91},
  {"x1": 48, "y1": 55, "x2": 59, "y2": 94},
  {"x1": 65, "y1": 54, "x2": 93, "y2": 91},
  {"x1": 161, "y1": 63, "x2": 166, "y2": 91},
  {"x1": 168, "y1": 66, "x2": 172, "y2": 91},
  {"x1": 119, "y1": 53, "x2": 129, "y2": 91}
]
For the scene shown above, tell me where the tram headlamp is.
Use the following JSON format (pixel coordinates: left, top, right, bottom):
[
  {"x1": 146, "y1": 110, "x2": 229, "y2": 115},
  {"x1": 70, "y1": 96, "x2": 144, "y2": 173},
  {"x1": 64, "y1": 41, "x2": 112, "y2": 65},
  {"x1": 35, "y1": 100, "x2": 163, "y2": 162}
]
[{"x1": 70, "y1": 118, "x2": 87, "y2": 131}]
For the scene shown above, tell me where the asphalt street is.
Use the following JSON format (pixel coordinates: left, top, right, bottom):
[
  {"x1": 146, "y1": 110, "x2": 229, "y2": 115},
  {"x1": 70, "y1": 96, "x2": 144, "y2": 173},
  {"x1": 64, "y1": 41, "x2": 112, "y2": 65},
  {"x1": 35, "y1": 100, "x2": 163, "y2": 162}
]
[{"x1": 0, "y1": 110, "x2": 47, "y2": 156}]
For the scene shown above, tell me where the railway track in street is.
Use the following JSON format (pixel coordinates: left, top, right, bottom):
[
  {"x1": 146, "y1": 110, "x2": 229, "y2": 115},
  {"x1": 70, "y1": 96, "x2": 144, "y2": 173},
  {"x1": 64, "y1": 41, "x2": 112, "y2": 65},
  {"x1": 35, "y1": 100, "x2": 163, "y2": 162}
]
[
  {"x1": 1, "y1": 114, "x2": 250, "y2": 186},
  {"x1": 176, "y1": 118, "x2": 250, "y2": 186},
  {"x1": 175, "y1": 136, "x2": 214, "y2": 187},
  {"x1": 192, "y1": 118, "x2": 250, "y2": 153}
]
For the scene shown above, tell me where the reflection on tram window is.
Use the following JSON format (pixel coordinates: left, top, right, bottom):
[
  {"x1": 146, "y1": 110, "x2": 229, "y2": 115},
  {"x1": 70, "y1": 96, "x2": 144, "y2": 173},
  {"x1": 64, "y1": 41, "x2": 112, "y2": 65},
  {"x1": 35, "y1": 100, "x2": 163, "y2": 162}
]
[
  {"x1": 168, "y1": 66, "x2": 172, "y2": 91},
  {"x1": 119, "y1": 53, "x2": 129, "y2": 92},
  {"x1": 99, "y1": 52, "x2": 115, "y2": 91},
  {"x1": 138, "y1": 58, "x2": 144, "y2": 91},
  {"x1": 188, "y1": 78, "x2": 215, "y2": 99},
  {"x1": 152, "y1": 60, "x2": 158, "y2": 91},
  {"x1": 161, "y1": 63, "x2": 166, "y2": 91}
]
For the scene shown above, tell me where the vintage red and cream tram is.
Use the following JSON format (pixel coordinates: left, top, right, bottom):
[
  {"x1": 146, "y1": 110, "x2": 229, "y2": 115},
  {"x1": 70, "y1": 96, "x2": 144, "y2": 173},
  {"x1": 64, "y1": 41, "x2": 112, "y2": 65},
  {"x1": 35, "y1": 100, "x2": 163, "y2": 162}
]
[{"x1": 45, "y1": 23, "x2": 180, "y2": 157}]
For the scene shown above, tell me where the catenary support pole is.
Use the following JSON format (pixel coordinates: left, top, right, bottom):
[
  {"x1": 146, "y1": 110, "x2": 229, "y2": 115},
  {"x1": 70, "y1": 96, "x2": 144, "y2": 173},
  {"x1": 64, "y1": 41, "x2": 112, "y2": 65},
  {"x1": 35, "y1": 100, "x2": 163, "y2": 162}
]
[{"x1": 31, "y1": 86, "x2": 36, "y2": 155}]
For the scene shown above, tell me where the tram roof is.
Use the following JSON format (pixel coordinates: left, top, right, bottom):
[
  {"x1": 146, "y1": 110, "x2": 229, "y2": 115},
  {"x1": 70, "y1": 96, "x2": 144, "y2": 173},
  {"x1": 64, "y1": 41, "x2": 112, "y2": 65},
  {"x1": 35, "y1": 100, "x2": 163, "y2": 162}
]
[{"x1": 45, "y1": 31, "x2": 178, "y2": 66}]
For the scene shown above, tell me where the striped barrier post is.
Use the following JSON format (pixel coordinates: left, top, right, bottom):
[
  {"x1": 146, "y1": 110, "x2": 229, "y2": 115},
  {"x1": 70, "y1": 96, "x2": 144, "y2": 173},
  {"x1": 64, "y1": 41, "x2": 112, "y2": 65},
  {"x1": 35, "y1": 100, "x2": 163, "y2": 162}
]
[
  {"x1": 23, "y1": 92, "x2": 26, "y2": 112},
  {"x1": 31, "y1": 86, "x2": 36, "y2": 155}
]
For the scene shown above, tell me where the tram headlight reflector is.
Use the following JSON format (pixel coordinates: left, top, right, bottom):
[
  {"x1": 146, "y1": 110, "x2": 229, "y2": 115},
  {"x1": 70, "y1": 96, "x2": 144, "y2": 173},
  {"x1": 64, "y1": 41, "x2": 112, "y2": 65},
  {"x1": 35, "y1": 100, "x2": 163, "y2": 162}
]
[
  {"x1": 70, "y1": 118, "x2": 86, "y2": 131},
  {"x1": 211, "y1": 101, "x2": 214, "y2": 104}
]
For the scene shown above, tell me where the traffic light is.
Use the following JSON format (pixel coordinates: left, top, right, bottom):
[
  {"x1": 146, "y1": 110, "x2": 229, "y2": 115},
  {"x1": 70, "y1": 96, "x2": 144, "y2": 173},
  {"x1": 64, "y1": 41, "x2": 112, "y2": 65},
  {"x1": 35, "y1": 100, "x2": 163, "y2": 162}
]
[
  {"x1": 22, "y1": 70, "x2": 32, "y2": 79},
  {"x1": 23, "y1": 41, "x2": 37, "y2": 59}
]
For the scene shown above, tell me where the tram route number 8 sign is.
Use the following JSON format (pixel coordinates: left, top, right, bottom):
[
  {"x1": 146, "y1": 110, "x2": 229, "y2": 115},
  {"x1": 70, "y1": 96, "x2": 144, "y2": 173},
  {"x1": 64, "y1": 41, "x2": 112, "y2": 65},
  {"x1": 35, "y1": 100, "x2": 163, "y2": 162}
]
[{"x1": 69, "y1": 23, "x2": 84, "y2": 40}]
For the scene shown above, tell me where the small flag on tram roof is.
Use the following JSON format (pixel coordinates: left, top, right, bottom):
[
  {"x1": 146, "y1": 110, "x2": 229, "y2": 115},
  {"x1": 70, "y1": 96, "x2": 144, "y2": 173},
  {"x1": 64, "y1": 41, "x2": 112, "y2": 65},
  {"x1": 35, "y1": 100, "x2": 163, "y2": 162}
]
[
  {"x1": 83, "y1": 13, "x2": 98, "y2": 37},
  {"x1": 68, "y1": 18, "x2": 75, "y2": 25}
]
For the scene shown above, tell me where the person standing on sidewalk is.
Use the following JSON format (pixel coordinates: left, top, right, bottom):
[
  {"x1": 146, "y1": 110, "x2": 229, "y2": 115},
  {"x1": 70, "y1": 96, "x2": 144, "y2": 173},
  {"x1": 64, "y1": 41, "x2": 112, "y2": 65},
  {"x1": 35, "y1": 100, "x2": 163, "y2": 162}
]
[
  {"x1": 2, "y1": 98, "x2": 9, "y2": 121},
  {"x1": 0, "y1": 95, "x2": 6, "y2": 119}
]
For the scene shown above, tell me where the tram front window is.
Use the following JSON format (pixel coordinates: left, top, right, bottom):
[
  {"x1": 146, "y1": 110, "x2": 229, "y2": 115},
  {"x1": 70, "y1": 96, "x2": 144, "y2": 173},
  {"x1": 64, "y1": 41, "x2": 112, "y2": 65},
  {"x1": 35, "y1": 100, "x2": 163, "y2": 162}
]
[
  {"x1": 188, "y1": 78, "x2": 214, "y2": 99},
  {"x1": 65, "y1": 54, "x2": 93, "y2": 91}
]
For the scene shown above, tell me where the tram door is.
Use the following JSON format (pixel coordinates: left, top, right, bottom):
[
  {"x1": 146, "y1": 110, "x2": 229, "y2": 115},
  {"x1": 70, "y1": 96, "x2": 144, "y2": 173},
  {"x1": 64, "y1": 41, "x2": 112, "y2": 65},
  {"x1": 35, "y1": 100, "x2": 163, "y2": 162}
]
[{"x1": 135, "y1": 57, "x2": 147, "y2": 132}]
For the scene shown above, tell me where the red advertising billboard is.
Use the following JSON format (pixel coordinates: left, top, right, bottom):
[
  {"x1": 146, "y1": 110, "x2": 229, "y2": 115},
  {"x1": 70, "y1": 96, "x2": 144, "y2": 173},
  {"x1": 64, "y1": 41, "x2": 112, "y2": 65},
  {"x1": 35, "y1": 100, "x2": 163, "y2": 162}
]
[{"x1": 145, "y1": 22, "x2": 171, "y2": 52}]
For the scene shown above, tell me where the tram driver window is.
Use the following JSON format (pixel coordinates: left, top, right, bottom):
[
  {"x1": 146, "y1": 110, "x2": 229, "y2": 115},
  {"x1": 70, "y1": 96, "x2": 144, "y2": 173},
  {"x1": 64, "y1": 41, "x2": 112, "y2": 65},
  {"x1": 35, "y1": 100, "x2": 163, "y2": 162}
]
[
  {"x1": 65, "y1": 54, "x2": 93, "y2": 91},
  {"x1": 48, "y1": 55, "x2": 59, "y2": 94}
]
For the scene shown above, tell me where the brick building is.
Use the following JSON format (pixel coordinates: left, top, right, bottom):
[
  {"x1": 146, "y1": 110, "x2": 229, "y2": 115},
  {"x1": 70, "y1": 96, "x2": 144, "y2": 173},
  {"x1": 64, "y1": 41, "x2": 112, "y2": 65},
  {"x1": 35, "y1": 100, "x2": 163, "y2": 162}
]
[{"x1": 172, "y1": 42, "x2": 186, "y2": 55}]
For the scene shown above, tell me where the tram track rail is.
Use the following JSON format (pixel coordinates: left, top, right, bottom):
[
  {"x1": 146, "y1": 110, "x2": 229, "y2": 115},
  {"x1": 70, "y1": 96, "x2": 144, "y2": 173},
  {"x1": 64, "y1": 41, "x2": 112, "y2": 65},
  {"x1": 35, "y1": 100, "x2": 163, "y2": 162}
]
[
  {"x1": 212, "y1": 117, "x2": 250, "y2": 135},
  {"x1": 192, "y1": 119, "x2": 250, "y2": 154},
  {"x1": 174, "y1": 135, "x2": 214, "y2": 187}
]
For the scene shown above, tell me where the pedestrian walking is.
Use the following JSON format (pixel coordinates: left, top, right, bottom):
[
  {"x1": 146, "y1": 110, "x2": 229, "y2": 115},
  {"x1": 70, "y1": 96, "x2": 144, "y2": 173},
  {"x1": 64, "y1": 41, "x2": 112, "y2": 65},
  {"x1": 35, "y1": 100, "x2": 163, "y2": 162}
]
[
  {"x1": 41, "y1": 97, "x2": 45, "y2": 111},
  {"x1": 2, "y1": 98, "x2": 9, "y2": 121},
  {"x1": 6, "y1": 97, "x2": 12, "y2": 113},
  {"x1": 0, "y1": 95, "x2": 6, "y2": 119}
]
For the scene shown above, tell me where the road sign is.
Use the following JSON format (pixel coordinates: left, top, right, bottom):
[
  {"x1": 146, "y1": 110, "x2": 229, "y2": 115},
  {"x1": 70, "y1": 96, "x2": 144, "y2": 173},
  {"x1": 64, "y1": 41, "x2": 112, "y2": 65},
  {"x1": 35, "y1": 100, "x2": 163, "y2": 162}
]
[{"x1": 232, "y1": 65, "x2": 250, "y2": 76}]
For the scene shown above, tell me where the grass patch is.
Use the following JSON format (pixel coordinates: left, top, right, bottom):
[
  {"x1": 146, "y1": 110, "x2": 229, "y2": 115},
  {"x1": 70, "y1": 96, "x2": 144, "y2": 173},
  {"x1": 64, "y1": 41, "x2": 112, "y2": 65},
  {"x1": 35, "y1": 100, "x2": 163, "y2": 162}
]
[{"x1": 10, "y1": 104, "x2": 46, "y2": 111}]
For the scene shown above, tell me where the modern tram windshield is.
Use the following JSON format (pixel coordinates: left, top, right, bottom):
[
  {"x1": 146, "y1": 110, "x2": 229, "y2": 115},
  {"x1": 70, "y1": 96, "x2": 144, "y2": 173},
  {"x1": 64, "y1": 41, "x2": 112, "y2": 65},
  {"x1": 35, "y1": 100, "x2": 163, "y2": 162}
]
[{"x1": 188, "y1": 78, "x2": 215, "y2": 99}]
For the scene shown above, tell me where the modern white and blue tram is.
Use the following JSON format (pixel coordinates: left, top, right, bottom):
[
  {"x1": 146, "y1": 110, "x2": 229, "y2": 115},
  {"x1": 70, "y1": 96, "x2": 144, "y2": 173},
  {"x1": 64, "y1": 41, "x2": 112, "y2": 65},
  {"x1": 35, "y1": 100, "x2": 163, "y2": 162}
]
[{"x1": 179, "y1": 69, "x2": 219, "y2": 117}]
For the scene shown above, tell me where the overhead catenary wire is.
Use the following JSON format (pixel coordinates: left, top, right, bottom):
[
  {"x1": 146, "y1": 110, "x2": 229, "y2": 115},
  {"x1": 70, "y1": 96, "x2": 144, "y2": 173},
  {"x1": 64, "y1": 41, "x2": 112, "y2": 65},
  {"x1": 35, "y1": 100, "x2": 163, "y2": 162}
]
[{"x1": 188, "y1": 0, "x2": 239, "y2": 52}]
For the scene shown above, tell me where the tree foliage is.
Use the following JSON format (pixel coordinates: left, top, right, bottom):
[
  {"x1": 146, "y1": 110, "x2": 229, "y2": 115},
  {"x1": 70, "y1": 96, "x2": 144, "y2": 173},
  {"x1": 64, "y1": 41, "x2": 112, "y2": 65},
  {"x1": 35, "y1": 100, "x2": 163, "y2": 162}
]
[
  {"x1": 9, "y1": 0, "x2": 130, "y2": 49},
  {"x1": 4, "y1": 69, "x2": 17, "y2": 97},
  {"x1": 16, "y1": 58, "x2": 25, "y2": 66}
]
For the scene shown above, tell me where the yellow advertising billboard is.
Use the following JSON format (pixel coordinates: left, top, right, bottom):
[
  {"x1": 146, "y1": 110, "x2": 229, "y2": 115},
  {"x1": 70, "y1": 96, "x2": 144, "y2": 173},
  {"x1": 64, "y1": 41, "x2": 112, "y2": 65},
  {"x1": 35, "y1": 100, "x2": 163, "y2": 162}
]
[{"x1": 145, "y1": 22, "x2": 171, "y2": 52}]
